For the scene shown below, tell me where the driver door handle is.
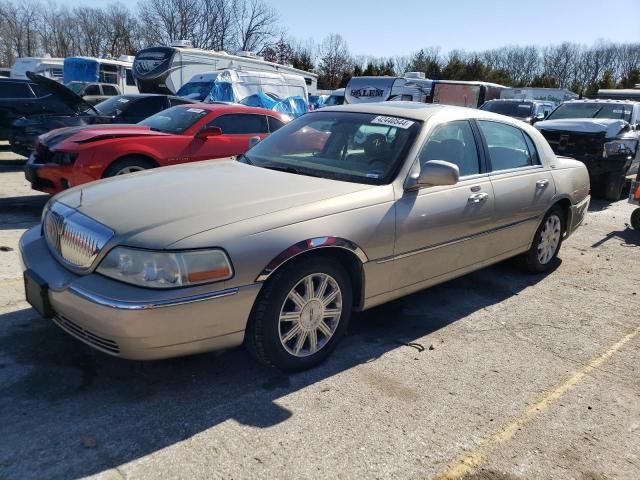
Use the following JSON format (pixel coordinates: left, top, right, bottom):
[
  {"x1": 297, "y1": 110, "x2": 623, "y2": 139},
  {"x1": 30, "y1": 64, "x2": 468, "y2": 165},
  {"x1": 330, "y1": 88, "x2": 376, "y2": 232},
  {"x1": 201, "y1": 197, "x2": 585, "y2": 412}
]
[
  {"x1": 536, "y1": 179, "x2": 550, "y2": 188},
  {"x1": 468, "y1": 192, "x2": 489, "y2": 203}
]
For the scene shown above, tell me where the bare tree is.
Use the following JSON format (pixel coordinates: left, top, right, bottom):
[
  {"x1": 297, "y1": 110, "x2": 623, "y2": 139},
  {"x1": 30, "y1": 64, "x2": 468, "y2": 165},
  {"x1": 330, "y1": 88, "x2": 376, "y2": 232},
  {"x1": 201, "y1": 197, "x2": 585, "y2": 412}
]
[
  {"x1": 232, "y1": 0, "x2": 278, "y2": 52},
  {"x1": 317, "y1": 33, "x2": 351, "y2": 89}
]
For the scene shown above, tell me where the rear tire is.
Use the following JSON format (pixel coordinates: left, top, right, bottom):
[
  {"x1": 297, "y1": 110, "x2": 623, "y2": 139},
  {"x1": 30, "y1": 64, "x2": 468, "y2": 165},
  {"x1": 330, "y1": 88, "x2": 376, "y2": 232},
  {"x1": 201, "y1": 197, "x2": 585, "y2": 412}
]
[
  {"x1": 603, "y1": 173, "x2": 625, "y2": 201},
  {"x1": 245, "y1": 257, "x2": 352, "y2": 372},
  {"x1": 103, "y1": 156, "x2": 155, "y2": 178},
  {"x1": 631, "y1": 208, "x2": 640, "y2": 231},
  {"x1": 522, "y1": 207, "x2": 565, "y2": 273}
]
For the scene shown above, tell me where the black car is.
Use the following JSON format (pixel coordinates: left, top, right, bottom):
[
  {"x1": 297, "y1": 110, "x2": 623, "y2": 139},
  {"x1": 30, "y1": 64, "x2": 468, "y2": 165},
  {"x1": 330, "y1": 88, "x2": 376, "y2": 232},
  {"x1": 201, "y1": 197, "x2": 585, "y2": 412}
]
[
  {"x1": 0, "y1": 77, "x2": 76, "y2": 141},
  {"x1": 9, "y1": 73, "x2": 194, "y2": 156},
  {"x1": 535, "y1": 100, "x2": 640, "y2": 200},
  {"x1": 480, "y1": 99, "x2": 556, "y2": 124}
]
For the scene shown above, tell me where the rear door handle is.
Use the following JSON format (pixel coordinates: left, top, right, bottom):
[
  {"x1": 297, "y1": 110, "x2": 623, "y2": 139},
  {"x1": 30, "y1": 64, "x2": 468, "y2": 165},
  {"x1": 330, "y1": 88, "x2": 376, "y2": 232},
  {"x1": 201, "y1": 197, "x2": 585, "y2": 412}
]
[
  {"x1": 468, "y1": 192, "x2": 489, "y2": 203},
  {"x1": 536, "y1": 179, "x2": 550, "y2": 188}
]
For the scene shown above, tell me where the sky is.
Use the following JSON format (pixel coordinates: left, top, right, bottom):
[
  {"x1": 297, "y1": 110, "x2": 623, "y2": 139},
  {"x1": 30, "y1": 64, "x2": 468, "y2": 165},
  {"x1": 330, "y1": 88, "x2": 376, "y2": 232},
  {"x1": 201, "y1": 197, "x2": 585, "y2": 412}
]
[{"x1": 67, "y1": 0, "x2": 640, "y2": 57}]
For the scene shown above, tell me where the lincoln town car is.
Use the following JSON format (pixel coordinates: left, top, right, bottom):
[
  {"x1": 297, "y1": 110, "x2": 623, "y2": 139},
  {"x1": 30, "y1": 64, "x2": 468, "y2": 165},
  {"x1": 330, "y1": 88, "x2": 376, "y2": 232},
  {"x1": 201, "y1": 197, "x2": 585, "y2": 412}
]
[{"x1": 20, "y1": 103, "x2": 590, "y2": 371}]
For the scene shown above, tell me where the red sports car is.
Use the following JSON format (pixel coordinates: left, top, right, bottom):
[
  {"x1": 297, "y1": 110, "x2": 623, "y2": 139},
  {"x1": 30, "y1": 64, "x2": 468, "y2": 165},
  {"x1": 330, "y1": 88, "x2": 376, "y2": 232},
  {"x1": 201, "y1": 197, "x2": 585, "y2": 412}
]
[{"x1": 24, "y1": 104, "x2": 291, "y2": 194}]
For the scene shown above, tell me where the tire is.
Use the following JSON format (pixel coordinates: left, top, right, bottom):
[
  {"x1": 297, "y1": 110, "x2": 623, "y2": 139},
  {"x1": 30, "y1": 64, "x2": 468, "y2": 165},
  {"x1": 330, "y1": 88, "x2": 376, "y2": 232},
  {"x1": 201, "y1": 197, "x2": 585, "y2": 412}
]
[
  {"x1": 603, "y1": 173, "x2": 625, "y2": 201},
  {"x1": 522, "y1": 206, "x2": 565, "y2": 273},
  {"x1": 103, "y1": 156, "x2": 155, "y2": 178},
  {"x1": 631, "y1": 208, "x2": 640, "y2": 231},
  {"x1": 245, "y1": 257, "x2": 352, "y2": 372}
]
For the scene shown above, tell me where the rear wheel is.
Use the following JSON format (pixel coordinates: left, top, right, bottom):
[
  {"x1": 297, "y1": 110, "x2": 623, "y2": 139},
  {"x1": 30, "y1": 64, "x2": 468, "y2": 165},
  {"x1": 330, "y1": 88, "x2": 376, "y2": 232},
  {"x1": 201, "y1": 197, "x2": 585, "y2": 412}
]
[
  {"x1": 603, "y1": 173, "x2": 625, "y2": 201},
  {"x1": 522, "y1": 207, "x2": 565, "y2": 273},
  {"x1": 631, "y1": 208, "x2": 640, "y2": 231},
  {"x1": 103, "y1": 156, "x2": 155, "y2": 178},
  {"x1": 245, "y1": 257, "x2": 352, "y2": 372}
]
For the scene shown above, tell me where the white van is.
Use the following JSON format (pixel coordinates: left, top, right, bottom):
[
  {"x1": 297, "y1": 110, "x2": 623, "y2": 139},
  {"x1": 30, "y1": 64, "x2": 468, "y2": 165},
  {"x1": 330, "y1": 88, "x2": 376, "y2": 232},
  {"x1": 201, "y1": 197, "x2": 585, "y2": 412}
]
[{"x1": 11, "y1": 56, "x2": 64, "y2": 81}]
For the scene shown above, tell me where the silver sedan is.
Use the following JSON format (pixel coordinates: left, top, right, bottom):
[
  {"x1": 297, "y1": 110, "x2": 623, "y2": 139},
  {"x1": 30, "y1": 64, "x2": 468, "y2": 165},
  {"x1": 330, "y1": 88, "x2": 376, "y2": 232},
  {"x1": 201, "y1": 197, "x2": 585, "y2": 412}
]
[{"x1": 20, "y1": 102, "x2": 590, "y2": 371}]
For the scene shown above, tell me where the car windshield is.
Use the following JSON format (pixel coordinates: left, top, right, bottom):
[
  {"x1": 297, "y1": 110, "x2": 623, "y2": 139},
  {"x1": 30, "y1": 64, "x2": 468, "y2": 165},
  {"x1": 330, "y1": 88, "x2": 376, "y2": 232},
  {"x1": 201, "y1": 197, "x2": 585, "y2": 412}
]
[
  {"x1": 547, "y1": 102, "x2": 633, "y2": 122},
  {"x1": 323, "y1": 95, "x2": 344, "y2": 107},
  {"x1": 90, "y1": 96, "x2": 134, "y2": 116},
  {"x1": 138, "y1": 106, "x2": 209, "y2": 134},
  {"x1": 66, "y1": 82, "x2": 85, "y2": 94},
  {"x1": 176, "y1": 81, "x2": 213, "y2": 100},
  {"x1": 481, "y1": 101, "x2": 533, "y2": 118},
  {"x1": 241, "y1": 111, "x2": 421, "y2": 185}
]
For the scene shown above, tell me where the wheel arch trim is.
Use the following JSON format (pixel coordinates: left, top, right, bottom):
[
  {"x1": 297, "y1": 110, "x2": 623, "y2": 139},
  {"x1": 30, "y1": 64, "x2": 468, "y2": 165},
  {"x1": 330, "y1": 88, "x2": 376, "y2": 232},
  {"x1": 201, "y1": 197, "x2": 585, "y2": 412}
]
[{"x1": 255, "y1": 237, "x2": 369, "y2": 283}]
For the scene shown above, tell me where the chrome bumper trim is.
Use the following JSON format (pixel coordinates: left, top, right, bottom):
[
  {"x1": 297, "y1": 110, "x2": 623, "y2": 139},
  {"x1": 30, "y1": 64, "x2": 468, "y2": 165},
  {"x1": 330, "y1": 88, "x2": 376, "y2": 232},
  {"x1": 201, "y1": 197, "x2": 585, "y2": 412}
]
[{"x1": 67, "y1": 285, "x2": 240, "y2": 310}]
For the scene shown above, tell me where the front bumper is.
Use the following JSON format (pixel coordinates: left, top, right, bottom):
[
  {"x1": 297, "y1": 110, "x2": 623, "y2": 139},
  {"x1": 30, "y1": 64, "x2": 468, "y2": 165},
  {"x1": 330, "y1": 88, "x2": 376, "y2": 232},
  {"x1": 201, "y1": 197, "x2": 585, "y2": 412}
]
[
  {"x1": 566, "y1": 195, "x2": 590, "y2": 238},
  {"x1": 25, "y1": 154, "x2": 71, "y2": 194},
  {"x1": 19, "y1": 226, "x2": 261, "y2": 360}
]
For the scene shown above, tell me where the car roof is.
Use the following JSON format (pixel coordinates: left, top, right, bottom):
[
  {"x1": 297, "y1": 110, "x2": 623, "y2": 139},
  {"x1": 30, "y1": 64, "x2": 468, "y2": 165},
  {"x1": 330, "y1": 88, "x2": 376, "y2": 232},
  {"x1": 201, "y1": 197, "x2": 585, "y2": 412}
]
[
  {"x1": 321, "y1": 101, "x2": 474, "y2": 121},
  {"x1": 172, "y1": 102, "x2": 288, "y2": 116},
  {"x1": 564, "y1": 98, "x2": 640, "y2": 106}
]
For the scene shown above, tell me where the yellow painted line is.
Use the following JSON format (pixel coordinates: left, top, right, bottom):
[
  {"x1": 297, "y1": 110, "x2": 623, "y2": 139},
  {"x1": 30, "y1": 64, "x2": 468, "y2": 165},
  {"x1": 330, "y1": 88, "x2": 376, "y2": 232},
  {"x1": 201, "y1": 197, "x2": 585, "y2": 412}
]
[{"x1": 434, "y1": 325, "x2": 640, "y2": 480}]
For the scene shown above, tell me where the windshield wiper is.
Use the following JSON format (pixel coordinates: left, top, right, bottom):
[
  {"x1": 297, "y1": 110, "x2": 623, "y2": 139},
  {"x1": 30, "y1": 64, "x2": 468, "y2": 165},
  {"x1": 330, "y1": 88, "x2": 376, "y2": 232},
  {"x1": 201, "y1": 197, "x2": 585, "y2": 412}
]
[
  {"x1": 262, "y1": 165, "x2": 320, "y2": 178},
  {"x1": 236, "y1": 153, "x2": 253, "y2": 165},
  {"x1": 148, "y1": 127, "x2": 166, "y2": 133}
]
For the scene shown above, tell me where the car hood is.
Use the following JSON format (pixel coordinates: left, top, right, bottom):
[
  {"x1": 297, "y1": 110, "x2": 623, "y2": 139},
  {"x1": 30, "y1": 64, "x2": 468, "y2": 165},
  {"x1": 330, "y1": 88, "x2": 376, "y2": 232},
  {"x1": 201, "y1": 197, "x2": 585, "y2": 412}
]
[
  {"x1": 25, "y1": 72, "x2": 97, "y2": 115},
  {"x1": 40, "y1": 124, "x2": 171, "y2": 148},
  {"x1": 55, "y1": 160, "x2": 375, "y2": 249},
  {"x1": 535, "y1": 118, "x2": 629, "y2": 138}
]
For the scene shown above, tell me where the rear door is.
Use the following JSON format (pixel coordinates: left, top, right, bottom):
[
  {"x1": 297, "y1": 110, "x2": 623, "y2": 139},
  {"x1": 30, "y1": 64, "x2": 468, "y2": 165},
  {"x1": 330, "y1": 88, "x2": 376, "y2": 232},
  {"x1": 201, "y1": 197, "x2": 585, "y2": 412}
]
[
  {"x1": 392, "y1": 120, "x2": 496, "y2": 289},
  {"x1": 476, "y1": 119, "x2": 556, "y2": 254}
]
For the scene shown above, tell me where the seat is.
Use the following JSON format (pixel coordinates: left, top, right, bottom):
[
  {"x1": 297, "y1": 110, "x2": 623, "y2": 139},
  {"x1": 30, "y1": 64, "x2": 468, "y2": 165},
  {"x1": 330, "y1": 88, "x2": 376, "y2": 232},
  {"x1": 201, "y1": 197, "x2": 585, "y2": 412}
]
[{"x1": 420, "y1": 138, "x2": 471, "y2": 174}]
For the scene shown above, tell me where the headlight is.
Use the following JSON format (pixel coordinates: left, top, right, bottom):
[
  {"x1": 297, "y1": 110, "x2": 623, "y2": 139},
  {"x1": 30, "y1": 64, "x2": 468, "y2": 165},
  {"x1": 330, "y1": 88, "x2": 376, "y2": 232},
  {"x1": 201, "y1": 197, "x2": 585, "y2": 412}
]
[
  {"x1": 97, "y1": 247, "x2": 233, "y2": 288},
  {"x1": 603, "y1": 139, "x2": 638, "y2": 158}
]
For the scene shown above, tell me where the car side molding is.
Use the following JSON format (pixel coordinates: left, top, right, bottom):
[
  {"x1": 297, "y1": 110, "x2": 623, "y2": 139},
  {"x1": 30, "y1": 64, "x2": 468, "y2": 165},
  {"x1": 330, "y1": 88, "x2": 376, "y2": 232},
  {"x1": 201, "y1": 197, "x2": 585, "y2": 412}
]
[{"x1": 256, "y1": 237, "x2": 369, "y2": 282}]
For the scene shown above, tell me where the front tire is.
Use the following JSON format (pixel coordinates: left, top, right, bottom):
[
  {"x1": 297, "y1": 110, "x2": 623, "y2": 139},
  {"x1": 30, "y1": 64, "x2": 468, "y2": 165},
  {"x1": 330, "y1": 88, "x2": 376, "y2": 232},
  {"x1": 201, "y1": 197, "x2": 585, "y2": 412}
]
[
  {"x1": 523, "y1": 207, "x2": 565, "y2": 273},
  {"x1": 245, "y1": 257, "x2": 352, "y2": 372},
  {"x1": 103, "y1": 156, "x2": 155, "y2": 178},
  {"x1": 631, "y1": 208, "x2": 640, "y2": 231}
]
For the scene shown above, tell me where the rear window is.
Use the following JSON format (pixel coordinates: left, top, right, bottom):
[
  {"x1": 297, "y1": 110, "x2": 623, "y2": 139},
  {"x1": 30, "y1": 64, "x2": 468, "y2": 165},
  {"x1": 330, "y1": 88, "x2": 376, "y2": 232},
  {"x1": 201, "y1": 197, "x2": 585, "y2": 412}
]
[
  {"x1": 481, "y1": 101, "x2": 533, "y2": 118},
  {"x1": 0, "y1": 82, "x2": 33, "y2": 99}
]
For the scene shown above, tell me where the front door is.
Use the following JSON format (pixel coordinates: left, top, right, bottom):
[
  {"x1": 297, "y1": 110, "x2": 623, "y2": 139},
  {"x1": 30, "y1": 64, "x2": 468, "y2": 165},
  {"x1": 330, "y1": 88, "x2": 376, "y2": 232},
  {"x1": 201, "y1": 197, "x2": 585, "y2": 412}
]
[
  {"x1": 392, "y1": 120, "x2": 496, "y2": 290},
  {"x1": 199, "y1": 113, "x2": 270, "y2": 159}
]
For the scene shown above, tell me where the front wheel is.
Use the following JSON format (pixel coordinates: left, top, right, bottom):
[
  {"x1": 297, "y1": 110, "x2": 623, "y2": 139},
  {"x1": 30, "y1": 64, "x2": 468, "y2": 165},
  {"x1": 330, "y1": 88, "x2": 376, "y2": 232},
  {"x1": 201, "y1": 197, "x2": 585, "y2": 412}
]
[
  {"x1": 103, "y1": 156, "x2": 155, "y2": 178},
  {"x1": 245, "y1": 257, "x2": 352, "y2": 372},
  {"x1": 522, "y1": 207, "x2": 565, "y2": 273},
  {"x1": 631, "y1": 208, "x2": 640, "y2": 231}
]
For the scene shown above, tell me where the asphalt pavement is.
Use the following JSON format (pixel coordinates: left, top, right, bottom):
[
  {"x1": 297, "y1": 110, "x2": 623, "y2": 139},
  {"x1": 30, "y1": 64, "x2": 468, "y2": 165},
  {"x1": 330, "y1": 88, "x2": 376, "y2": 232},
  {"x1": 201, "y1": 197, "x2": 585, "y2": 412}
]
[{"x1": 0, "y1": 142, "x2": 638, "y2": 480}]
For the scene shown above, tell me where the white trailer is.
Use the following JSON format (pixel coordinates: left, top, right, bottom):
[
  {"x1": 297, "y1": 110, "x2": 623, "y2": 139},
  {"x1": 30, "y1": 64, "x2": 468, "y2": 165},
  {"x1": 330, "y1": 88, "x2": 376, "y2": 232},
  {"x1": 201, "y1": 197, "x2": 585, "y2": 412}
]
[
  {"x1": 11, "y1": 56, "x2": 64, "y2": 81},
  {"x1": 133, "y1": 41, "x2": 318, "y2": 95},
  {"x1": 63, "y1": 56, "x2": 138, "y2": 94},
  {"x1": 501, "y1": 87, "x2": 578, "y2": 104}
]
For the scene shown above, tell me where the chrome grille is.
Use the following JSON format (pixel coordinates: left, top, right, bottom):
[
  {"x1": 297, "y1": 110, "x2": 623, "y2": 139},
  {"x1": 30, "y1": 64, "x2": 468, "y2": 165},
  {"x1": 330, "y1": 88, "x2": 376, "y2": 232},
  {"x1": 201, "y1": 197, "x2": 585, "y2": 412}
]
[
  {"x1": 53, "y1": 314, "x2": 120, "y2": 354},
  {"x1": 43, "y1": 202, "x2": 114, "y2": 271}
]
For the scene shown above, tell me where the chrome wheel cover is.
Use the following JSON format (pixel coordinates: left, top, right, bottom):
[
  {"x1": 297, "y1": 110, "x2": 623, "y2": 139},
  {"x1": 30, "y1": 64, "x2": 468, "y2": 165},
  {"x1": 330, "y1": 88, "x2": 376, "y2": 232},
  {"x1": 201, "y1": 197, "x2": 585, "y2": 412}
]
[
  {"x1": 278, "y1": 273, "x2": 342, "y2": 358},
  {"x1": 115, "y1": 166, "x2": 145, "y2": 175},
  {"x1": 537, "y1": 215, "x2": 561, "y2": 265}
]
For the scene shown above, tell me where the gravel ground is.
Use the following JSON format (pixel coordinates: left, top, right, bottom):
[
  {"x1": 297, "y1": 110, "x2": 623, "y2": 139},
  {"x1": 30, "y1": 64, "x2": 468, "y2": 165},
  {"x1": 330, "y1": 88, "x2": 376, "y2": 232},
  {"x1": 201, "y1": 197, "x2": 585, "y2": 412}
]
[{"x1": 0, "y1": 143, "x2": 638, "y2": 480}]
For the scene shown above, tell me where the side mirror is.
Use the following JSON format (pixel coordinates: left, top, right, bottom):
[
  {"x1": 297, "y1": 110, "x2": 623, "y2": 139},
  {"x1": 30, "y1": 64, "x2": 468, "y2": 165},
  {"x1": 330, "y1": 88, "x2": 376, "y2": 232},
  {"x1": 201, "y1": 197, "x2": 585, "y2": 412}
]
[
  {"x1": 533, "y1": 113, "x2": 546, "y2": 123},
  {"x1": 248, "y1": 136, "x2": 261, "y2": 149},
  {"x1": 196, "y1": 126, "x2": 222, "y2": 140},
  {"x1": 405, "y1": 160, "x2": 460, "y2": 191}
]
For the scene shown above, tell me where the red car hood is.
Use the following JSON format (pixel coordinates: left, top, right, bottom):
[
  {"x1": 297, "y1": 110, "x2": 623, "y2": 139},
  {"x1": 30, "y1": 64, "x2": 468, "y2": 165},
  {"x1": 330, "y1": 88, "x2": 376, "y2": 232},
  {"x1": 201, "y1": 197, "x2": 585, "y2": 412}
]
[{"x1": 40, "y1": 124, "x2": 172, "y2": 148}]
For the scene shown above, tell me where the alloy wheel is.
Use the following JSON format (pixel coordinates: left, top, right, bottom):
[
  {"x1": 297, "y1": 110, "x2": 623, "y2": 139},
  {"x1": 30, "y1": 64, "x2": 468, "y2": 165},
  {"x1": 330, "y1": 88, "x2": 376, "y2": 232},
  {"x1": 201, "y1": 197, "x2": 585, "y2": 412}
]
[
  {"x1": 278, "y1": 273, "x2": 342, "y2": 357},
  {"x1": 537, "y1": 214, "x2": 561, "y2": 264}
]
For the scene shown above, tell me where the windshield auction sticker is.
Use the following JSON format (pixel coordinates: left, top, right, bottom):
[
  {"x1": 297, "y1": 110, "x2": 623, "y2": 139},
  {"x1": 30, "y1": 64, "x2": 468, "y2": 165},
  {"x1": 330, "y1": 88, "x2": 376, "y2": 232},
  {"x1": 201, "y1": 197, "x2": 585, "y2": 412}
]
[
  {"x1": 187, "y1": 108, "x2": 205, "y2": 113},
  {"x1": 371, "y1": 116, "x2": 414, "y2": 129}
]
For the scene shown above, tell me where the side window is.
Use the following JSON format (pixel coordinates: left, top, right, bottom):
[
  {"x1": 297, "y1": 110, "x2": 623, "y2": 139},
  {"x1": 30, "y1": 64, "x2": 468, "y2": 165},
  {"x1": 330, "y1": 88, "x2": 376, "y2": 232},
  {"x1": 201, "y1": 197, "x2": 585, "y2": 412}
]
[
  {"x1": 418, "y1": 120, "x2": 480, "y2": 177},
  {"x1": 125, "y1": 97, "x2": 166, "y2": 121},
  {"x1": 208, "y1": 114, "x2": 268, "y2": 134},
  {"x1": 125, "y1": 68, "x2": 136, "y2": 86},
  {"x1": 102, "y1": 85, "x2": 119, "y2": 96},
  {"x1": 268, "y1": 116, "x2": 285, "y2": 133},
  {"x1": 84, "y1": 84, "x2": 100, "y2": 96},
  {"x1": 30, "y1": 83, "x2": 49, "y2": 98},
  {"x1": 168, "y1": 97, "x2": 192, "y2": 107},
  {"x1": 0, "y1": 82, "x2": 33, "y2": 99},
  {"x1": 478, "y1": 120, "x2": 535, "y2": 171},
  {"x1": 98, "y1": 64, "x2": 119, "y2": 84},
  {"x1": 523, "y1": 133, "x2": 540, "y2": 165}
]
